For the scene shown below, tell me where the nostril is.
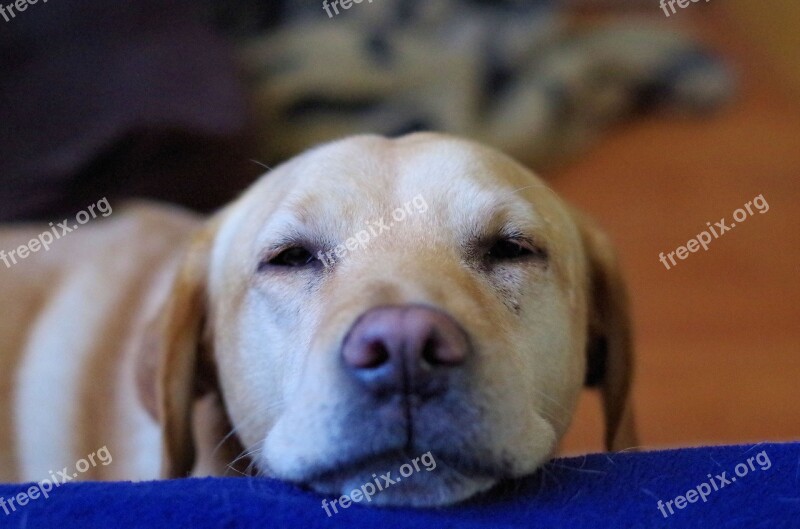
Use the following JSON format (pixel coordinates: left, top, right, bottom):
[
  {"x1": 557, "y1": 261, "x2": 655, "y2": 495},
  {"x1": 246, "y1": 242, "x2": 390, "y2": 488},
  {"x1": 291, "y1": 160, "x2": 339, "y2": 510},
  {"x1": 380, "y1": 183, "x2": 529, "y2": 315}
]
[
  {"x1": 421, "y1": 331, "x2": 466, "y2": 367},
  {"x1": 421, "y1": 336, "x2": 439, "y2": 366},
  {"x1": 345, "y1": 339, "x2": 390, "y2": 369},
  {"x1": 363, "y1": 341, "x2": 390, "y2": 368}
]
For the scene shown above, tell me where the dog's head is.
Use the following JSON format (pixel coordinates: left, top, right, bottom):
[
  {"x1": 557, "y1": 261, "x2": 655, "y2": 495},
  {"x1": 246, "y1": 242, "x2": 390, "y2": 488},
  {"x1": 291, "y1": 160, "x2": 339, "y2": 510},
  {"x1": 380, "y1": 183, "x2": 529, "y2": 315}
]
[{"x1": 139, "y1": 133, "x2": 636, "y2": 506}]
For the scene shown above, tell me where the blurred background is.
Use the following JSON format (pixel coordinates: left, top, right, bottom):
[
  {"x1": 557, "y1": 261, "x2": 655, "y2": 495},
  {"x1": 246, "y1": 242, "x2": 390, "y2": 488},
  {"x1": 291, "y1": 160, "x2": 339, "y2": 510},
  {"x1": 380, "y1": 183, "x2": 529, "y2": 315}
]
[{"x1": 1, "y1": 0, "x2": 797, "y2": 453}]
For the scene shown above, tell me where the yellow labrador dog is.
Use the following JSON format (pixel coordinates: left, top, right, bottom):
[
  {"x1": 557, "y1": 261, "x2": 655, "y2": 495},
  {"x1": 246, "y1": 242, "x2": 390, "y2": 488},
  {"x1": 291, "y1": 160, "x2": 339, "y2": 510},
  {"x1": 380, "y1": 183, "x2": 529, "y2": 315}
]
[{"x1": 0, "y1": 133, "x2": 636, "y2": 506}]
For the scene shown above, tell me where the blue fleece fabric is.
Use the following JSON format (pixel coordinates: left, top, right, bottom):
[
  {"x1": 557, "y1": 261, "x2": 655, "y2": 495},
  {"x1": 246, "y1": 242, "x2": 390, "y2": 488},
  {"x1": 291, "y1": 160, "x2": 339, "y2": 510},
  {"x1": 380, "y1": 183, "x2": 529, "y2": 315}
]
[{"x1": 0, "y1": 443, "x2": 797, "y2": 528}]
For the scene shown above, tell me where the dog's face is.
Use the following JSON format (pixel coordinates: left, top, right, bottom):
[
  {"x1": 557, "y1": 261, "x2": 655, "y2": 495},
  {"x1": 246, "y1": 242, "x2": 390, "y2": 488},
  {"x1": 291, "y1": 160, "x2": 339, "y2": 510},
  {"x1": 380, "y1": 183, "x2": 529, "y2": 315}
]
[{"x1": 143, "y1": 133, "x2": 636, "y2": 507}]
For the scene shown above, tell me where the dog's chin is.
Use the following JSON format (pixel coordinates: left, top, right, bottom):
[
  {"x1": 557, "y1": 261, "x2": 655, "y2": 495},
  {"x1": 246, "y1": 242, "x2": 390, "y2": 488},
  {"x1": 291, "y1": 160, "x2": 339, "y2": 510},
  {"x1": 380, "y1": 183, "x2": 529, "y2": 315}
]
[{"x1": 302, "y1": 458, "x2": 499, "y2": 507}]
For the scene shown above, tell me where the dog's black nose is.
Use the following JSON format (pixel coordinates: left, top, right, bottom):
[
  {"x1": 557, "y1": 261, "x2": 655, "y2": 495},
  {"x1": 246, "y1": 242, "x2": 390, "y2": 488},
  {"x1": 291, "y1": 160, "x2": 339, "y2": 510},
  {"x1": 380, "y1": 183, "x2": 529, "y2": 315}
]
[{"x1": 341, "y1": 305, "x2": 470, "y2": 397}]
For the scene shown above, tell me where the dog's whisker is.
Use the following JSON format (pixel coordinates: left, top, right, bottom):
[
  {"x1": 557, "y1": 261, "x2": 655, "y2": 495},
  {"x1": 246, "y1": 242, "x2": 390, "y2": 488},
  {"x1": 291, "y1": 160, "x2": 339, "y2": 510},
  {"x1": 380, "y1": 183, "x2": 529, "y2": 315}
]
[
  {"x1": 249, "y1": 159, "x2": 275, "y2": 173},
  {"x1": 245, "y1": 453, "x2": 270, "y2": 478},
  {"x1": 508, "y1": 183, "x2": 565, "y2": 204},
  {"x1": 212, "y1": 401, "x2": 286, "y2": 458},
  {"x1": 611, "y1": 445, "x2": 646, "y2": 456},
  {"x1": 225, "y1": 465, "x2": 250, "y2": 478},
  {"x1": 546, "y1": 461, "x2": 607, "y2": 476},
  {"x1": 528, "y1": 387, "x2": 573, "y2": 430},
  {"x1": 510, "y1": 183, "x2": 550, "y2": 195},
  {"x1": 214, "y1": 425, "x2": 245, "y2": 458},
  {"x1": 227, "y1": 442, "x2": 266, "y2": 476},
  {"x1": 212, "y1": 411, "x2": 261, "y2": 457},
  {"x1": 540, "y1": 463, "x2": 563, "y2": 490},
  {"x1": 231, "y1": 444, "x2": 264, "y2": 466}
]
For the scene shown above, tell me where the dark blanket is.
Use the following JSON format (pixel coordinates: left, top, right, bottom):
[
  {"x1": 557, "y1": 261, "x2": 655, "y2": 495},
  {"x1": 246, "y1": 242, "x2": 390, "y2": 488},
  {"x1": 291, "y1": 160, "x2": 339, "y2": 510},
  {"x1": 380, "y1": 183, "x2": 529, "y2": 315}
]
[{"x1": 1, "y1": 442, "x2": 797, "y2": 528}]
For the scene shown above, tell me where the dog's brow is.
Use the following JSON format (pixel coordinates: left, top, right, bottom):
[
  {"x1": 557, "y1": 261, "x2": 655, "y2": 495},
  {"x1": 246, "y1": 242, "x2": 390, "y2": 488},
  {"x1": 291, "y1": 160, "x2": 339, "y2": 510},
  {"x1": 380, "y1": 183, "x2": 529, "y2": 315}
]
[
  {"x1": 463, "y1": 192, "x2": 543, "y2": 242},
  {"x1": 261, "y1": 224, "x2": 323, "y2": 251},
  {"x1": 259, "y1": 213, "x2": 312, "y2": 245},
  {"x1": 257, "y1": 207, "x2": 340, "y2": 254}
]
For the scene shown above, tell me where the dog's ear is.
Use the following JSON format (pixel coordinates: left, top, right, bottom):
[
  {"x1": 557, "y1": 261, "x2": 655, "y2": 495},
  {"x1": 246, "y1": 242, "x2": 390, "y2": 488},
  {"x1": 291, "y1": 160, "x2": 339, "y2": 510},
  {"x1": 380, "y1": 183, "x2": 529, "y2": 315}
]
[
  {"x1": 574, "y1": 211, "x2": 638, "y2": 452},
  {"x1": 136, "y1": 225, "x2": 221, "y2": 478}
]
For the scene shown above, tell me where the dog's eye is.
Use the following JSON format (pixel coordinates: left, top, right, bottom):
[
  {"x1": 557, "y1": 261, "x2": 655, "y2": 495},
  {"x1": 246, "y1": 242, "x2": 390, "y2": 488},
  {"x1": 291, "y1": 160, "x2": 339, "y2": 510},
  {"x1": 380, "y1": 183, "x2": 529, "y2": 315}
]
[
  {"x1": 485, "y1": 238, "x2": 546, "y2": 262},
  {"x1": 260, "y1": 247, "x2": 318, "y2": 269}
]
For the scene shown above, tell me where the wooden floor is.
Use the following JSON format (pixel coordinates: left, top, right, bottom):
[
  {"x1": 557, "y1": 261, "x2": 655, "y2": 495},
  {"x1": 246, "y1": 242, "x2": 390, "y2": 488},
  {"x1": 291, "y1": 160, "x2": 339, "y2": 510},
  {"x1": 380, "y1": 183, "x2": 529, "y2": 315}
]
[{"x1": 557, "y1": 3, "x2": 800, "y2": 454}]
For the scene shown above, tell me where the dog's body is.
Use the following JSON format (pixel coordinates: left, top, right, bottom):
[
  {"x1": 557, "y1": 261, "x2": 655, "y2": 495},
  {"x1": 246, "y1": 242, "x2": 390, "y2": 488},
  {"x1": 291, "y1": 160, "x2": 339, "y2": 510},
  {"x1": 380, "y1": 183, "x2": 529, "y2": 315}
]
[
  {"x1": 0, "y1": 133, "x2": 636, "y2": 506},
  {"x1": 0, "y1": 206, "x2": 198, "y2": 482}
]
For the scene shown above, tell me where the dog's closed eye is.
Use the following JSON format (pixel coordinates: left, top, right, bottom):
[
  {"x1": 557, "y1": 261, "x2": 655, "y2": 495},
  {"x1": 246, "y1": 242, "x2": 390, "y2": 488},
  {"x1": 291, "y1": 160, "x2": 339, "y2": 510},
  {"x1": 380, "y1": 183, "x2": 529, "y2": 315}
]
[
  {"x1": 258, "y1": 246, "x2": 319, "y2": 271},
  {"x1": 484, "y1": 237, "x2": 548, "y2": 264}
]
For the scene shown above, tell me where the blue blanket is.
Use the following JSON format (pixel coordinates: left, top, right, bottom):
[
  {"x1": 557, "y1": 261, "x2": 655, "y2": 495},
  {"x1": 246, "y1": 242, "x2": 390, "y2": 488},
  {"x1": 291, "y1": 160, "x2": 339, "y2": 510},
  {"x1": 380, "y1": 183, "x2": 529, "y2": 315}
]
[{"x1": 1, "y1": 443, "x2": 797, "y2": 528}]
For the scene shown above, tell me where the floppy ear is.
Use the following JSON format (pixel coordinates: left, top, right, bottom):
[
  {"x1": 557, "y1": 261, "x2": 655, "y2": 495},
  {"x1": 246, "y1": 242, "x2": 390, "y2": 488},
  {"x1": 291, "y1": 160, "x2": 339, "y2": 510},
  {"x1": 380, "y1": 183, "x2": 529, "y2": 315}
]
[
  {"x1": 574, "y1": 212, "x2": 639, "y2": 452},
  {"x1": 137, "y1": 226, "x2": 223, "y2": 478}
]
